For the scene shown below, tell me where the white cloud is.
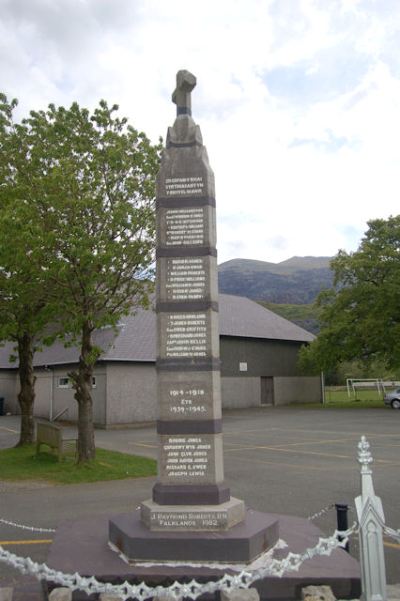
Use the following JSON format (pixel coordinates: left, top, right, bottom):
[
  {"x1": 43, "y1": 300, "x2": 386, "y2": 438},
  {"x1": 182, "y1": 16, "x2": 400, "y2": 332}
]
[{"x1": 1, "y1": 0, "x2": 400, "y2": 264}]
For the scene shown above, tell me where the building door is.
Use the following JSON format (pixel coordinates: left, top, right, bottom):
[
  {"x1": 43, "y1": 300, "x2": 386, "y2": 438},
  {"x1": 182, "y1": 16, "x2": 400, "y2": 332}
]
[{"x1": 261, "y1": 377, "x2": 274, "y2": 405}]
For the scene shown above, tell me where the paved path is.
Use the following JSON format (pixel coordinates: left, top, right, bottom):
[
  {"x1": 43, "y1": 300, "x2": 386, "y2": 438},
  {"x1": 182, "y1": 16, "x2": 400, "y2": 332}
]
[{"x1": 1, "y1": 407, "x2": 399, "y2": 597}]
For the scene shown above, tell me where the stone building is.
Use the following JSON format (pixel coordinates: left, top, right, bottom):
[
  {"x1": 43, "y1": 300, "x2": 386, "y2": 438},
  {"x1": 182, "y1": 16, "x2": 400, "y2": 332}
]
[{"x1": 0, "y1": 294, "x2": 320, "y2": 425}]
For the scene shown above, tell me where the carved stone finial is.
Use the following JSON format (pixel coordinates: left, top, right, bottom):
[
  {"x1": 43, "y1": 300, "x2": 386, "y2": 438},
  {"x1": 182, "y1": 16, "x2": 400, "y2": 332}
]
[
  {"x1": 172, "y1": 70, "x2": 196, "y2": 116},
  {"x1": 358, "y1": 436, "x2": 373, "y2": 472}
]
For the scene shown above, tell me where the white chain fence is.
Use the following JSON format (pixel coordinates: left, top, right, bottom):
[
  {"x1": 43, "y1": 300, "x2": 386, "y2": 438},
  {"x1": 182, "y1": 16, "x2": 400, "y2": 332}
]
[
  {"x1": 0, "y1": 518, "x2": 56, "y2": 533},
  {"x1": 0, "y1": 524, "x2": 357, "y2": 601},
  {"x1": 307, "y1": 504, "x2": 335, "y2": 521}
]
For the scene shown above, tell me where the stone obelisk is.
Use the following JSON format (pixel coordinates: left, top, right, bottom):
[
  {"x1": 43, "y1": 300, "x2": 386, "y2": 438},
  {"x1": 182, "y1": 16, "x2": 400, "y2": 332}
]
[
  {"x1": 109, "y1": 71, "x2": 279, "y2": 561},
  {"x1": 141, "y1": 70, "x2": 245, "y2": 530}
]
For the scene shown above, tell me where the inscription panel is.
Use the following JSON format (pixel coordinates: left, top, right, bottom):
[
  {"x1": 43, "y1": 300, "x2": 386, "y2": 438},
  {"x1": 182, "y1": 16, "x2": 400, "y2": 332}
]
[
  {"x1": 149, "y1": 509, "x2": 229, "y2": 530},
  {"x1": 158, "y1": 371, "x2": 222, "y2": 420},
  {"x1": 165, "y1": 176, "x2": 204, "y2": 197},
  {"x1": 159, "y1": 433, "x2": 223, "y2": 485},
  {"x1": 166, "y1": 207, "x2": 205, "y2": 246},
  {"x1": 166, "y1": 257, "x2": 206, "y2": 300},
  {"x1": 165, "y1": 384, "x2": 207, "y2": 417},
  {"x1": 159, "y1": 311, "x2": 219, "y2": 359},
  {"x1": 157, "y1": 205, "x2": 216, "y2": 249},
  {"x1": 157, "y1": 256, "x2": 218, "y2": 303},
  {"x1": 166, "y1": 313, "x2": 206, "y2": 358}
]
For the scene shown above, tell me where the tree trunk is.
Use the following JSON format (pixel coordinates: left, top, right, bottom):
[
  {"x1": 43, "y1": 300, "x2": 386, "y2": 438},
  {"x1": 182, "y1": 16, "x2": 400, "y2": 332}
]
[
  {"x1": 16, "y1": 333, "x2": 36, "y2": 446},
  {"x1": 71, "y1": 322, "x2": 96, "y2": 463}
]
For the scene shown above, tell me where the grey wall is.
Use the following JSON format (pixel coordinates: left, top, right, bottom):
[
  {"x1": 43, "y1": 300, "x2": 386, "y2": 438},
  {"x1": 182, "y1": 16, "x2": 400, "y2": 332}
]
[
  {"x1": 48, "y1": 366, "x2": 107, "y2": 425},
  {"x1": 1, "y1": 343, "x2": 320, "y2": 424},
  {"x1": 34, "y1": 371, "x2": 52, "y2": 418},
  {"x1": 220, "y1": 337, "x2": 303, "y2": 378},
  {"x1": 106, "y1": 362, "x2": 157, "y2": 425},
  {"x1": 0, "y1": 370, "x2": 18, "y2": 413},
  {"x1": 221, "y1": 377, "x2": 261, "y2": 409},
  {"x1": 10, "y1": 365, "x2": 108, "y2": 424},
  {"x1": 273, "y1": 376, "x2": 322, "y2": 405}
]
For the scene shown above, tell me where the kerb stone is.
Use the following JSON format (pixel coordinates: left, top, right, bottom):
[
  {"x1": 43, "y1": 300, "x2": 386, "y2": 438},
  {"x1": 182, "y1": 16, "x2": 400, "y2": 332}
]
[
  {"x1": 48, "y1": 587, "x2": 72, "y2": 601},
  {"x1": 302, "y1": 585, "x2": 336, "y2": 601},
  {"x1": 0, "y1": 588, "x2": 13, "y2": 601},
  {"x1": 220, "y1": 588, "x2": 260, "y2": 601}
]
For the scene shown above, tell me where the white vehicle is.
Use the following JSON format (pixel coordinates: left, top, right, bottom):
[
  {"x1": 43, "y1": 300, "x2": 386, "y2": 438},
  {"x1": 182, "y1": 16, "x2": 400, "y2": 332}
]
[{"x1": 384, "y1": 389, "x2": 400, "y2": 409}]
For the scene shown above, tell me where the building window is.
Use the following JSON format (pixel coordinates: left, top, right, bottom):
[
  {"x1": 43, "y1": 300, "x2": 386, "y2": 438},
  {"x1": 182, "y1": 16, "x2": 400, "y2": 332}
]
[
  {"x1": 58, "y1": 376, "x2": 96, "y2": 388},
  {"x1": 58, "y1": 377, "x2": 70, "y2": 389}
]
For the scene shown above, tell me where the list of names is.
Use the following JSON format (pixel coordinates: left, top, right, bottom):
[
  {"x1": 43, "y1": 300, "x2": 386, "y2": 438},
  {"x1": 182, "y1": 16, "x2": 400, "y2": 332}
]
[
  {"x1": 165, "y1": 313, "x2": 207, "y2": 358},
  {"x1": 165, "y1": 207, "x2": 205, "y2": 246},
  {"x1": 165, "y1": 257, "x2": 206, "y2": 301},
  {"x1": 162, "y1": 435, "x2": 212, "y2": 479}
]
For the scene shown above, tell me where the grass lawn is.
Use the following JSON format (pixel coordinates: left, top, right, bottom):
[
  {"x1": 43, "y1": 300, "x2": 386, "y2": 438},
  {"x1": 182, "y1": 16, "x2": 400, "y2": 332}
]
[
  {"x1": 291, "y1": 387, "x2": 386, "y2": 409},
  {"x1": 0, "y1": 445, "x2": 157, "y2": 484},
  {"x1": 324, "y1": 387, "x2": 385, "y2": 407}
]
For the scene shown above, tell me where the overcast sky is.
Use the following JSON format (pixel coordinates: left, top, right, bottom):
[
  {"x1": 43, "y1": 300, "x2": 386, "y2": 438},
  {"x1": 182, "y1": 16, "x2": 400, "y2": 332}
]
[{"x1": 2, "y1": 0, "x2": 400, "y2": 264}]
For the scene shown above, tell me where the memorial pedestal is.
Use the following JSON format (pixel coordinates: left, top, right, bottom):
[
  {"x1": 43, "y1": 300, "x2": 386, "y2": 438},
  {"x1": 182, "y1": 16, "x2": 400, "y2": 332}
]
[{"x1": 109, "y1": 508, "x2": 279, "y2": 563}]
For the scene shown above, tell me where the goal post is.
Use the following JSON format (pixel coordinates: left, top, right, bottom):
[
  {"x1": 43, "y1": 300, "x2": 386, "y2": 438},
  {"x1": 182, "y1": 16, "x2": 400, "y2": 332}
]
[{"x1": 346, "y1": 378, "x2": 384, "y2": 399}]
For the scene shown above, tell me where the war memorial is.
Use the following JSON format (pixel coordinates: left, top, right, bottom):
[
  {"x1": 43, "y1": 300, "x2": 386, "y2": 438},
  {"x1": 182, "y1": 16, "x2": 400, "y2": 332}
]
[
  {"x1": 46, "y1": 71, "x2": 360, "y2": 600},
  {"x1": 108, "y1": 69, "x2": 279, "y2": 562}
]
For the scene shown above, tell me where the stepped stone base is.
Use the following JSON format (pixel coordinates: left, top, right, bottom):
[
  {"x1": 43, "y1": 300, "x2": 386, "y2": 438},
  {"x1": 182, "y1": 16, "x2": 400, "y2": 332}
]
[
  {"x1": 109, "y1": 508, "x2": 278, "y2": 562},
  {"x1": 140, "y1": 496, "x2": 245, "y2": 531},
  {"x1": 46, "y1": 512, "x2": 361, "y2": 601}
]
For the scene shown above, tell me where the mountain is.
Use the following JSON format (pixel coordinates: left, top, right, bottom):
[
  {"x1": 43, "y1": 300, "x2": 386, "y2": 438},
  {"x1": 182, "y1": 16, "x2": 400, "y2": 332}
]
[{"x1": 218, "y1": 256, "x2": 333, "y2": 305}]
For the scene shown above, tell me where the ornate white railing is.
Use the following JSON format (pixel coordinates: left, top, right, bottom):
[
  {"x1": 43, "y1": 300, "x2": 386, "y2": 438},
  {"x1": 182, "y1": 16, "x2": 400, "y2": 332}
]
[
  {"x1": 0, "y1": 526, "x2": 354, "y2": 601},
  {"x1": 0, "y1": 436, "x2": 398, "y2": 601},
  {"x1": 355, "y1": 436, "x2": 387, "y2": 601}
]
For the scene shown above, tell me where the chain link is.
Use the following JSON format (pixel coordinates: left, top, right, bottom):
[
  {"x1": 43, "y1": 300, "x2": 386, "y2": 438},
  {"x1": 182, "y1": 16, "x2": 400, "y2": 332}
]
[
  {"x1": 383, "y1": 524, "x2": 400, "y2": 543},
  {"x1": 0, "y1": 524, "x2": 357, "y2": 601},
  {"x1": 308, "y1": 504, "x2": 335, "y2": 521},
  {"x1": 0, "y1": 518, "x2": 56, "y2": 533},
  {"x1": 308, "y1": 504, "x2": 355, "y2": 522},
  {"x1": 367, "y1": 511, "x2": 400, "y2": 544}
]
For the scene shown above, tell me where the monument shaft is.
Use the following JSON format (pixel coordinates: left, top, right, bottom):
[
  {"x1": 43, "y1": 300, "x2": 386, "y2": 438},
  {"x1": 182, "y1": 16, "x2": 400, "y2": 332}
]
[
  {"x1": 154, "y1": 72, "x2": 228, "y2": 507},
  {"x1": 139, "y1": 70, "x2": 245, "y2": 531}
]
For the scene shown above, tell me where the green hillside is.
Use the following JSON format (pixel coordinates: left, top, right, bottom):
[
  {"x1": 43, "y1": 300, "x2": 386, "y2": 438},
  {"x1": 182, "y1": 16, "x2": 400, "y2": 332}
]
[{"x1": 259, "y1": 301, "x2": 320, "y2": 334}]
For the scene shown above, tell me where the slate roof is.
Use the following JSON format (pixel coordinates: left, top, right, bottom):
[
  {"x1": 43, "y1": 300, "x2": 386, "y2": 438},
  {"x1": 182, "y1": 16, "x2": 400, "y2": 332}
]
[{"x1": 0, "y1": 294, "x2": 314, "y2": 368}]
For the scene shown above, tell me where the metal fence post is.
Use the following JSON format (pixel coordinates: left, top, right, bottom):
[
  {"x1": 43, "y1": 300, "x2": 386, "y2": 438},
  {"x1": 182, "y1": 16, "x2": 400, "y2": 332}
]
[
  {"x1": 335, "y1": 503, "x2": 350, "y2": 552},
  {"x1": 355, "y1": 436, "x2": 387, "y2": 601}
]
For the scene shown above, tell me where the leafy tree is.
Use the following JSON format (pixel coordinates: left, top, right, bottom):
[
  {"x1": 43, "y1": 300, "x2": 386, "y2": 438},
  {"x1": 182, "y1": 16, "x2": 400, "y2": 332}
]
[
  {"x1": 0, "y1": 95, "x2": 56, "y2": 446},
  {"x1": 0, "y1": 96, "x2": 161, "y2": 461},
  {"x1": 299, "y1": 216, "x2": 400, "y2": 374}
]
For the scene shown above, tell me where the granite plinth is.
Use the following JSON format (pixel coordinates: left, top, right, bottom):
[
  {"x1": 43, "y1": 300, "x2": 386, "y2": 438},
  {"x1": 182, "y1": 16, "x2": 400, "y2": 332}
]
[
  {"x1": 140, "y1": 497, "x2": 245, "y2": 531},
  {"x1": 46, "y1": 512, "x2": 361, "y2": 601},
  {"x1": 152, "y1": 481, "x2": 230, "y2": 505},
  {"x1": 109, "y1": 508, "x2": 278, "y2": 562}
]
